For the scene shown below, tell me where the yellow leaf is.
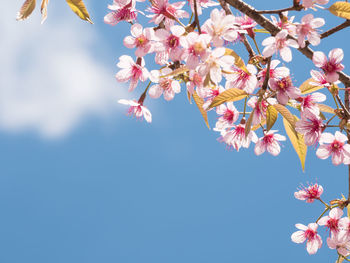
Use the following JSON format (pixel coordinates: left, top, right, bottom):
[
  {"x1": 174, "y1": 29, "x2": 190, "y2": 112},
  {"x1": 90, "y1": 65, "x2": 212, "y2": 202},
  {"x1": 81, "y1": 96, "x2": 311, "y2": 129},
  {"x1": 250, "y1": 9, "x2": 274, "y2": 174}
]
[
  {"x1": 41, "y1": 0, "x2": 49, "y2": 24},
  {"x1": 245, "y1": 109, "x2": 255, "y2": 138},
  {"x1": 266, "y1": 105, "x2": 278, "y2": 131},
  {"x1": 16, "y1": 0, "x2": 36, "y2": 21},
  {"x1": 273, "y1": 104, "x2": 296, "y2": 127},
  {"x1": 283, "y1": 116, "x2": 307, "y2": 171},
  {"x1": 193, "y1": 92, "x2": 210, "y2": 129},
  {"x1": 208, "y1": 88, "x2": 248, "y2": 109},
  {"x1": 225, "y1": 48, "x2": 248, "y2": 73},
  {"x1": 66, "y1": 0, "x2": 93, "y2": 23},
  {"x1": 161, "y1": 66, "x2": 188, "y2": 78},
  {"x1": 299, "y1": 78, "x2": 324, "y2": 94},
  {"x1": 187, "y1": 91, "x2": 192, "y2": 104},
  {"x1": 329, "y1": 2, "x2": 350, "y2": 19},
  {"x1": 317, "y1": 103, "x2": 335, "y2": 114}
]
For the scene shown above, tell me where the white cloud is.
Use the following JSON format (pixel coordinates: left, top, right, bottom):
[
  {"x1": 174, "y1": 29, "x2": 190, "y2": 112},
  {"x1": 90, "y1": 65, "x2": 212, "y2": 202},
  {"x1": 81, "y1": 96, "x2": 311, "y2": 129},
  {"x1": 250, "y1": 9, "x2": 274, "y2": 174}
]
[{"x1": 0, "y1": 1, "x2": 124, "y2": 138}]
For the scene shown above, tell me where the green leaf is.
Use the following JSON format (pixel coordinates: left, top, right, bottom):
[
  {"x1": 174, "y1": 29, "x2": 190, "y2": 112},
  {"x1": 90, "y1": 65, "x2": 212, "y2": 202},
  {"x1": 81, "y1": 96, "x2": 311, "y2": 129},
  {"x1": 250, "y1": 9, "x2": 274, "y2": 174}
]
[
  {"x1": 208, "y1": 88, "x2": 248, "y2": 109},
  {"x1": 66, "y1": 0, "x2": 93, "y2": 23},
  {"x1": 283, "y1": 116, "x2": 307, "y2": 171},
  {"x1": 16, "y1": 0, "x2": 36, "y2": 21},
  {"x1": 192, "y1": 92, "x2": 210, "y2": 129},
  {"x1": 266, "y1": 105, "x2": 278, "y2": 131},
  {"x1": 329, "y1": 2, "x2": 350, "y2": 19},
  {"x1": 299, "y1": 78, "x2": 324, "y2": 94}
]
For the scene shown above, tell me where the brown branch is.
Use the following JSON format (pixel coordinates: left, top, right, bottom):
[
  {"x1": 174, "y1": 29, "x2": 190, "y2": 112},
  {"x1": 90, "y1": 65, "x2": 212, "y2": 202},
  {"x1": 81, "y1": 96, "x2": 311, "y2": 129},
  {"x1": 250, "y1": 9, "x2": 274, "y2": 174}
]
[
  {"x1": 321, "y1": 20, "x2": 350, "y2": 39},
  {"x1": 257, "y1": 5, "x2": 303, "y2": 14},
  {"x1": 193, "y1": 0, "x2": 201, "y2": 34},
  {"x1": 223, "y1": 0, "x2": 350, "y2": 88},
  {"x1": 218, "y1": 0, "x2": 232, "y2": 15},
  {"x1": 240, "y1": 34, "x2": 255, "y2": 59}
]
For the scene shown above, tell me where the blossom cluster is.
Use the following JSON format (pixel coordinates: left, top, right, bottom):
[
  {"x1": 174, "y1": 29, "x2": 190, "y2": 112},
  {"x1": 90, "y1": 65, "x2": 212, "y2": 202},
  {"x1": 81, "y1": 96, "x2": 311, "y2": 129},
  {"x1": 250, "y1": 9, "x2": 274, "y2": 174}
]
[{"x1": 292, "y1": 183, "x2": 350, "y2": 259}]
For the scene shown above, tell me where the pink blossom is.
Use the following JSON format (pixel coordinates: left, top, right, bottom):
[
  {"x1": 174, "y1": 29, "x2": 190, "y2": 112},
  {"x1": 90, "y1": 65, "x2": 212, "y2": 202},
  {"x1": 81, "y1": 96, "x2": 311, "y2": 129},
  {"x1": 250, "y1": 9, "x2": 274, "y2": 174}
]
[
  {"x1": 154, "y1": 25, "x2": 185, "y2": 64},
  {"x1": 118, "y1": 99, "x2": 152, "y2": 123},
  {"x1": 295, "y1": 109, "x2": 324, "y2": 146},
  {"x1": 268, "y1": 76, "x2": 301, "y2": 105},
  {"x1": 180, "y1": 32, "x2": 211, "y2": 69},
  {"x1": 187, "y1": 70, "x2": 203, "y2": 96},
  {"x1": 313, "y1": 48, "x2": 345, "y2": 83},
  {"x1": 146, "y1": 0, "x2": 189, "y2": 27},
  {"x1": 319, "y1": 208, "x2": 347, "y2": 235},
  {"x1": 257, "y1": 60, "x2": 290, "y2": 86},
  {"x1": 187, "y1": 0, "x2": 219, "y2": 16},
  {"x1": 254, "y1": 130, "x2": 286, "y2": 156},
  {"x1": 148, "y1": 68, "x2": 181, "y2": 101},
  {"x1": 218, "y1": 124, "x2": 258, "y2": 151},
  {"x1": 202, "y1": 85, "x2": 226, "y2": 110},
  {"x1": 291, "y1": 223, "x2": 322, "y2": 255},
  {"x1": 202, "y1": 9, "x2": 240, "y2": 47},
  {"x1": 198, "y1": 47, "x2": 235, "y2": 84},
  {"x1": 124, "y1": 24, "x2": 155, "y2": 57},
  {"x1": 296, "y1": 14, "x2": 325, "y2": 48},
  {"x1": 247, "y1": 97, "x2": 276, "y2": 126},
  {"x1": 215, "y1": 102, "x2": 239, "y2": 130},
  {"x1": 327, "y1": 233, "x2": 350, "y2": 257},
  {"x1": 262, "y1": 30, "x2": 299, "y2": 62},
  {"x1": 299, "y1": 92, "x2": 326, "y2": 114},
  {"x1": 115, "y1": 55, "x2": 149, "y2": 92},
  {"x1": 104, "y1": 0, "x2": 139, "y2": 26},
  {"x1": 234, "y1": 14, "x2": 257, "y2": 38},
  {"x1": 294, "y1": 183, "x2": 323, "y2": 203},
  {"x1": 303, "y1": 0, "x2": 329, "y2": 9},
  {"x1": 271, "y1": 12, "x2": 296, "y2": 36},
  {"x1": 225, "y1": 64, "x2": 258, "y2": 93},
  {"x1": 310, "y1": 70, "x2": 330, "y2": 87},
  {"x1": 316, "y1": 131, "x2": 350, "y2": 165}
]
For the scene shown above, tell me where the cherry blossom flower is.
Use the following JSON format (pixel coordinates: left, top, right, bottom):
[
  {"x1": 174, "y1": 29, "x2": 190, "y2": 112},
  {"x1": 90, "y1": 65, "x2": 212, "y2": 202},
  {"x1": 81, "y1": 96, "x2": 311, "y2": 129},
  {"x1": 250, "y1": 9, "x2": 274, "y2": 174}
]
[
  {"x1": 187, "y1": 70, "x2": 204, "y2": 95},
  {"x1": 268, "y1": 76, "x2": 301, "y2": 105},
  {"x1": 198, "y1": 47, "x2": 235, "y2": 84},
  {"x1": 215, "y1": 102, "x2": 239, "y2": 130},
  {"x1": 104, "y1": 0, "x2": 139, "y2": 26},
  {"x1": 115, "y1": 55, "x2": 149, "y2": 92},
  {"x1": 118, "y1": 99, "x2": 152, "y2": 123},
  {"x1": 313, "y1": 48, "x2": 345, "y2": 83},
  {"x1": 247, "y1": 97, "x2": 276, "y2": 126},
  {"x1": 294, "y1": 183, "x2": 323, "y2": 203},
  {"x1": 316, "y1": 131, "x2": 350, "y2": 165},
  {"x1": 234, "y1": 14, "x2": 257, "y2": 39},
  {"x1": 327, "y1": 233, "x2": 350, "y2": 257},
  {"x1": 299, "y1": 92, "x2": 326, "y2": 114},
  {"x1": 303, "y1": 0, "x2": 329, "y2": 10},
  {"x1": 262, "y1": 30, "x2": 299, "y2": 62},
  {"x1": 254, "y1": 130, "x2": 286, "y2": 156},
  {"x1": 124, "y1": 24, "x2": 155, "y2": 57},
  {"x1": 202, "y1": 85, "x2": 226, "y2": 110},
  {"x1": 225, "y1": 64, "x2": 258, "y2": 93},
  {"x1": 148, "y1": 68, "x2": 181, "y2": 101},
  {"x1": 154, "y1": 25, "x2": 185, "y2": 64},
  {"x1": 295, "y1": 109, "x2": 324, "y2": 146},
  {"x1": 296, "y1": 14, "x2": 325, "y2": 48},
  {"x1": 218, "y1": 124, "x2": 258, "y2": 151},
  {"x1": 319, "y1": 208, "x2": 347, "y2": 235},
  {"x1": 271, "y1": 12, "x2": 296, "y2": 36},
  {"x1": 188, "y1": 0, "x2": 219, "y2": 16},
  {"x1": 310, "y1": 70, "x2": 330, "y2": 87},
  {"x1": 257, "y1": 60, "x2": 290, "y2": 86},
  {"x1": 146, "y1": 0, "x2": 189, "y2": 27},
  {"x1": 180, "y1": 32, "x2": 211, "y2": 69},
  {"x1": 291, "y1": 223, "x2": 322, "y2": 255},
  {"x1": 202, "y1": 9, "x2": 240, "y2": 47}
]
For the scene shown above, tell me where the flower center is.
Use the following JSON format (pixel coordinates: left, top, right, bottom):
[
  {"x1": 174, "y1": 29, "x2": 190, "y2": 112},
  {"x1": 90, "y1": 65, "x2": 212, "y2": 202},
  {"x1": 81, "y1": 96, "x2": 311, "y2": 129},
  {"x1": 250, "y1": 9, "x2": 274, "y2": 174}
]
[
  {"x1": 223, "y1": 110, "x2": 235, "y2": 122},
  {"x1": 167, "y1": 35, "x2": 179, "y2": 48},
  {"x1": 331, "y1": 140, "x2": 344, "y2": 151},
  {"x1": 136, "y1": 35, "x2": 148, "y2": 47},
  {"x1": 304, "y1": 229, "x2": 316, "y2": 240},
  {"x1": 277, "y1": 76, "x2": 292, "y2": 91}
]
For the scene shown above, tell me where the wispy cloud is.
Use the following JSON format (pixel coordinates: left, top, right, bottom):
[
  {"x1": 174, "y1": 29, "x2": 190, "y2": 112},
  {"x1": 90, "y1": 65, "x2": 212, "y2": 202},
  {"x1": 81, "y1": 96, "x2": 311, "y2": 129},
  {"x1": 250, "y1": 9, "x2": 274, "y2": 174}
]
[{"x1": 0, "y1": 1, "x2": 124, "y2": 138}]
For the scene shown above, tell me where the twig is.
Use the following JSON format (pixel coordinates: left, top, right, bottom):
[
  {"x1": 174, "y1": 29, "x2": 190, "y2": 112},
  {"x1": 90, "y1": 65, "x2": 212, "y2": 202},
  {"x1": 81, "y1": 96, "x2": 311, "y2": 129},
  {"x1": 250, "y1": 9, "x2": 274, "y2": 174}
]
[
  {"x1": 240, "y1": 34, "x2": 255, "y2": 59},
  {"x1": 257, "y1": 5, "x2": 303, "y2": 14},
  {"x1": 262, "y1": 57, "x2": 271, "y2": 91},
  {"x1": 321, "y1": 20, "x2": 350, "y2": 39},
  {"x1": 218, "y1": 0, "x2": 232, "y2": 15},
  {"x1": 193, "y1": 0, "x2": 201, "y2": 34}
]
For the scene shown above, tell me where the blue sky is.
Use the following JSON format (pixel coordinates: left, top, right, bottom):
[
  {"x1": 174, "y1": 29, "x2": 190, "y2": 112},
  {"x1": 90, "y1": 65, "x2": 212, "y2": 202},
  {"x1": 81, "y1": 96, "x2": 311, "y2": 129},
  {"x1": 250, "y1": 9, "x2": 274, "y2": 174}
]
[{"x1": 1, "y1": 0, "x2": 350, "y2": 262}]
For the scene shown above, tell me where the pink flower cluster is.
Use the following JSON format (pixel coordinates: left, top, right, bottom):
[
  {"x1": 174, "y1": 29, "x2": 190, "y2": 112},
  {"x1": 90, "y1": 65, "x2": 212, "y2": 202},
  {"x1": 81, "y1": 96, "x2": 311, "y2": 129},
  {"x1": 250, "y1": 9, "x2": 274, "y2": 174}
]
[{"x1": 292, "y1": 183, "x2": 350, "y2": 257}]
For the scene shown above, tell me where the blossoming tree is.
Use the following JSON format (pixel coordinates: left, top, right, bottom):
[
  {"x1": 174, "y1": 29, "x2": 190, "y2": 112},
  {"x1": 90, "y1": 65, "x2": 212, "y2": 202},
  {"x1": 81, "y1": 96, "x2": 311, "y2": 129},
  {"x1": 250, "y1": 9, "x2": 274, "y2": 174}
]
[{"x1": 16, "y1": 0, "x2": 350, "y2": 261}]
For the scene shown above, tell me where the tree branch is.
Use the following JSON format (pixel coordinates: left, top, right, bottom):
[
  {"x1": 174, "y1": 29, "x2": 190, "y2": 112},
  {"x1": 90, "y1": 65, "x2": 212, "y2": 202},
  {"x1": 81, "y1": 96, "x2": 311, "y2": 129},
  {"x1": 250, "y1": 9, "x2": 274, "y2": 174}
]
[
  {"x1": 224, "y1": 0, "x2": 350, "y2": 87},
  {"x1": 257, "y1": 5, "x2": 303, "y2": 14},
  {"x1": 321, "y1": 20, "x2": 350, "y2": 39}
]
